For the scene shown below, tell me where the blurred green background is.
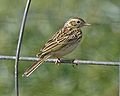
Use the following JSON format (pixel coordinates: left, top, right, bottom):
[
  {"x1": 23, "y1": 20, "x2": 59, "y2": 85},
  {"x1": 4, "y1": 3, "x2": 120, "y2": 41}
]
[{"x1": 0, "y1": 0, "x2": 120, "y2": 96}]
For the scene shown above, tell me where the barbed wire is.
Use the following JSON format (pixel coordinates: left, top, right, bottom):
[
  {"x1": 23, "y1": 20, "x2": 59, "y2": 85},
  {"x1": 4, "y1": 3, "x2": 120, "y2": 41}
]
[{"x1": 0, "y1": 55, "x2": 119, "y2": 66}]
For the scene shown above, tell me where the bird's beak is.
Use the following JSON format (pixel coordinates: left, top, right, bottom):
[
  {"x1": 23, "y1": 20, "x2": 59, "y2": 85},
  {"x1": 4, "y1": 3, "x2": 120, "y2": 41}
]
[{"x1": 84, "y1": 23, "x2": 91, "y2": 26}]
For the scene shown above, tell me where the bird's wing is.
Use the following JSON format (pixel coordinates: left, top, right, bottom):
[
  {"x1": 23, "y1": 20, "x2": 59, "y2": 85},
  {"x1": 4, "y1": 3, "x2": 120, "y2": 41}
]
[{"x1": 40, "y1": 27, "x2": 81, "y2": 54}]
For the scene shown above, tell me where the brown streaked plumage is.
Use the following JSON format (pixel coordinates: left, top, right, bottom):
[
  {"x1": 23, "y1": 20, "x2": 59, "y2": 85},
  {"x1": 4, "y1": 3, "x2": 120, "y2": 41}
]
[{"x1": 23, "y1": 17, "x2": 90, "y2": 77}]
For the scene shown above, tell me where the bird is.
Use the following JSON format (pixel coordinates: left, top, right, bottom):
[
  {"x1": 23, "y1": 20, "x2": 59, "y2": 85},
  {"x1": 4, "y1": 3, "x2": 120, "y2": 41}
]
[{"x1": 23, "y1": 17, "x2": 90, "y2": 77}]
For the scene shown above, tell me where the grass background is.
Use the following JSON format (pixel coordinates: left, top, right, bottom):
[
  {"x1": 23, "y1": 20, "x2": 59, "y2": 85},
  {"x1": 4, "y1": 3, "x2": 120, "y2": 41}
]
[{"x1": 0, "y1": 0, "x2": 119, "y2": 96}]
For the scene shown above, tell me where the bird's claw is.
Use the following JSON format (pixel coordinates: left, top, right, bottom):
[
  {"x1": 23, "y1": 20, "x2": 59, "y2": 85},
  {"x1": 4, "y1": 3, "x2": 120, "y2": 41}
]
[{"x1": 55, "y1": 58, "x2": 61, "y2": 66}]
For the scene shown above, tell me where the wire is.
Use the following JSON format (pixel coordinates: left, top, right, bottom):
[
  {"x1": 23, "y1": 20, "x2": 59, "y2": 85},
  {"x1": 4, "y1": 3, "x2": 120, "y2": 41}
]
[
  {"x1": 0, "y1": 55, "x2": 119, "y2": 66},
  {"x1": 14, "y1": 0, "x2": 31, "y2": 96}
]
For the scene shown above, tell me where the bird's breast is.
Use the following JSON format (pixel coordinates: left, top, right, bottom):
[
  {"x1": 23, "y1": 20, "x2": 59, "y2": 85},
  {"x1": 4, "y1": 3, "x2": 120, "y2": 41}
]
[{"x1": 52, "y1": 41, "x2": 80, "y2": 58}]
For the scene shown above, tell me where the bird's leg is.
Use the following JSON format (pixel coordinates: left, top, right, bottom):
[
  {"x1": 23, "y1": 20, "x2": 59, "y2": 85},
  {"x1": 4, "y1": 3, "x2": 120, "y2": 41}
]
[{"x1": 55, "y1": 58, "x2": 61, "y2": 66}]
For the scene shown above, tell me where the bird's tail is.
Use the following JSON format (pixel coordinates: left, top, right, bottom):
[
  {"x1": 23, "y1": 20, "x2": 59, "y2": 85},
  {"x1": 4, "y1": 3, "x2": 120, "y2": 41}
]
[{"x1": 23, "y1": 54, "x2": 50, "y2": 77}]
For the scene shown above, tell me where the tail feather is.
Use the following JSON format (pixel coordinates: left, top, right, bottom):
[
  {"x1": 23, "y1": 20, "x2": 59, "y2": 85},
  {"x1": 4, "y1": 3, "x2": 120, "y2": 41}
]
[{"x1": 23, "y1": 55, "x2": 50, "y2": 77}]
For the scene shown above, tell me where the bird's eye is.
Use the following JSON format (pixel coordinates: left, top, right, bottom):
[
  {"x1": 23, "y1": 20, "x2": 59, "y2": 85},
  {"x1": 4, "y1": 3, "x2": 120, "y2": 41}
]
[{"x1": 77, "y1": 21, "x2": 80, "y2": 23}]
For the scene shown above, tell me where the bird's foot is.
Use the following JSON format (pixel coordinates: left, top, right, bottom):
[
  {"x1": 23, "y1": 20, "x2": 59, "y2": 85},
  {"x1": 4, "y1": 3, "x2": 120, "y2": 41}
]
[{"x1": 55, "y1": 58, "x2": 61, "y2": 66}]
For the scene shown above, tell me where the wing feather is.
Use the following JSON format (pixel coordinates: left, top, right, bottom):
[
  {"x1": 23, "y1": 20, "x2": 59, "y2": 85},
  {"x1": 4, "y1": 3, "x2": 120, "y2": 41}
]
[{"x1": 39, "y1": 27, "x2": 82, "y2": 54}]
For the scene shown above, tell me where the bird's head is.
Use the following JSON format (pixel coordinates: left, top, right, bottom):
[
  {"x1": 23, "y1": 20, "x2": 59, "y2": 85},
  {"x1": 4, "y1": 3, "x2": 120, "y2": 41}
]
[{"x1": 64, "y1": 17, "x2": 91, "y2": 28}]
